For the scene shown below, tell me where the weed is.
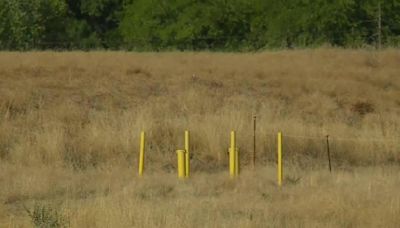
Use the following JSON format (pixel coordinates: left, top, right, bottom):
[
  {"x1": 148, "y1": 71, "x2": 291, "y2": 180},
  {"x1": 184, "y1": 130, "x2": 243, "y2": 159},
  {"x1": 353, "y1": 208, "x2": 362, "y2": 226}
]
[{"x1": 24, "y1": 203, "x2": 68, "y2": 228}]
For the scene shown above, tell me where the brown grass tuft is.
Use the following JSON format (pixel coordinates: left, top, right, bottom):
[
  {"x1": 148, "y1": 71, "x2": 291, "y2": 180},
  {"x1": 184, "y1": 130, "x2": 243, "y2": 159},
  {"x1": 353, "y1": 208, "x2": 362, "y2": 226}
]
[{"x1": 351, "y1": 101, "x2": 375, "y2": 116}]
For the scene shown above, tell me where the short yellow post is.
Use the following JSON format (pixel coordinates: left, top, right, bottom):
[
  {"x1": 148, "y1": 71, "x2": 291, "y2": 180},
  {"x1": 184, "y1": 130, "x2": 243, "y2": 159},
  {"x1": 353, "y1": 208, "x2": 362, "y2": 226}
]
[
  {"x1": 138, "y1": 131, "x2": 145, "y2": 176},
  {"x1": 185, "y1": 130, "x2": 190, "y2": 177},
  {"x1": 235, "y1": 147, "x2": 240, "y2": 176},
  {"x1": 230, "y1": 131, "x2": 236, "y2": 178},
  {"x1": 176, "y1": 150, "x2": 186, "y2": 179},
  {"x1": 277, "y1": 132, "x2": 283, "y2": 186}
]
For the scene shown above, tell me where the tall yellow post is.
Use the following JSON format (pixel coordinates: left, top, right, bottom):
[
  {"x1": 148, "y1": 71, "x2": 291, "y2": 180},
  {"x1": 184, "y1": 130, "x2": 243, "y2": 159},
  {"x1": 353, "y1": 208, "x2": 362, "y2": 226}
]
[
  {"x1": 235, "y1": 147, "x2": 239, "y2": 176},
  {"x1": 176, "y1": 150, "x2": 186, "y2": 179},
  {"x1": 277, "y1": 132, "x2": 283, "y2": 186},
  {"x1": 138, "y1": 131, "x2": 145, "y2": 176},
  {"x1": 185, "y1": 130, "x2": 190, "y2": 177},
  {"x1": 230, "y1": 131, "x2": 236, "y2": 178}
]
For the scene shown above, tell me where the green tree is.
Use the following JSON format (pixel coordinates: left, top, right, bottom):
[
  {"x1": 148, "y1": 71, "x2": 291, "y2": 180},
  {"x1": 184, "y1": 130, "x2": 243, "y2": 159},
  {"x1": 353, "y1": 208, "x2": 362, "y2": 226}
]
[
  {"x1": 0, "y1": 0, "x2": 67, "y2": 50},
  {"x1": 1, "y1": 0, "x2": 400, "y2": 50},
  {"x1": 120, "y1": 0, "x2": 268, "y2": 51},
  {"x1": 66, "y1": 0, "x2": 129, "y2": 48}
]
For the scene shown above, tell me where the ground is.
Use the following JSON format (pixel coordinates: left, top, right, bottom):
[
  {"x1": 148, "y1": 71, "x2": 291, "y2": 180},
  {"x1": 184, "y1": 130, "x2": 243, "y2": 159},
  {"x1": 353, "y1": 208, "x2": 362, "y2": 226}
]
[{"x1": 0, "y1": 49, "x2": 399, "y2": 227}]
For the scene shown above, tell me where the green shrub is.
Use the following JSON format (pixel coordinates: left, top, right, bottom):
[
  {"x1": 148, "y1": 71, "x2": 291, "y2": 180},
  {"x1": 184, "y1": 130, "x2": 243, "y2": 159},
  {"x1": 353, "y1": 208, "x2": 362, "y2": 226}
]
[{"x1": 25, "y1": 202, "x2": 68, "y2": 228}]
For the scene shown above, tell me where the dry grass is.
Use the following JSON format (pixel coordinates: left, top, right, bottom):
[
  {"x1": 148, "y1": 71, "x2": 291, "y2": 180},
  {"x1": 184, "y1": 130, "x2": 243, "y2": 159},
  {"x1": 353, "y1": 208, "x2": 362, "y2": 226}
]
[{"x1": 0, "y1": 49, "x2": 400, "y2": 227}]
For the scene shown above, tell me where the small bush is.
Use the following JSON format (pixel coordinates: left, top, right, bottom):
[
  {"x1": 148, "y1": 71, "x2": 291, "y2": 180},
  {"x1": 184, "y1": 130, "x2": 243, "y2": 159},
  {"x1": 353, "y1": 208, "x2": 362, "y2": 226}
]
[{"x1": 25, "y1": 203, "x2": 68, "y2": 228}]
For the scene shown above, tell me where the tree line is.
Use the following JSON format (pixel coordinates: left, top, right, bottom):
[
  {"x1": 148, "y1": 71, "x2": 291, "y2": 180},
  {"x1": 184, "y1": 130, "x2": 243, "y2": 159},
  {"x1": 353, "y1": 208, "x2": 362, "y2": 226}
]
[{"x1": 0, "y1": 0, "x2": 399, "y2": 51}]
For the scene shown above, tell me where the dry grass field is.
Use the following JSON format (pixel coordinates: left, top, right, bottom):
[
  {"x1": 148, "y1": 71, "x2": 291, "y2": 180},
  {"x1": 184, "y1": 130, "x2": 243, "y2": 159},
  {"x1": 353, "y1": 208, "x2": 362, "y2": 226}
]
[{"x1": 0, "y1": 49, "x2": 400, "y2": 227}]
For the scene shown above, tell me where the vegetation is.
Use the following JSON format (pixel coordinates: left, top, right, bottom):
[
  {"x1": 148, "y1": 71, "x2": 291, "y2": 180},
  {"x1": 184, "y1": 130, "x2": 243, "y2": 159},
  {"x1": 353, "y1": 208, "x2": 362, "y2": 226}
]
[
  {"x1": 0, "y1": 50, "x2": 400, "y2": 227},
  {"x1": 25, "y1": 202, "x2": 68, "y2": 228},
  {"x1": 1, "y1": 0, "x2": 400, "y2": 50}
]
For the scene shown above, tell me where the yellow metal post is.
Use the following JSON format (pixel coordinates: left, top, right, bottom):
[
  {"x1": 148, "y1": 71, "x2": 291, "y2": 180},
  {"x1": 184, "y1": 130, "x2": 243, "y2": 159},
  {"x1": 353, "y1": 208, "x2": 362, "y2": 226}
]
[
  {"x1": 138, "y1": 131, "x2": 145, "y2": 176},
  {"x1": 235, "y1": 147, "x2": 239, "y2": 176},
  {"x1": 176, "y1": 150, "x2": 186, "y2": 179},
  {"x1": 185, "y1": 130, "x2": 190, "y2": 177},
  {"x1": 230, "y1": 131, "x2": 236, "y2": 178},
  {"x1": 277, "y1": 132, "x2": 283, "y2": 186}
]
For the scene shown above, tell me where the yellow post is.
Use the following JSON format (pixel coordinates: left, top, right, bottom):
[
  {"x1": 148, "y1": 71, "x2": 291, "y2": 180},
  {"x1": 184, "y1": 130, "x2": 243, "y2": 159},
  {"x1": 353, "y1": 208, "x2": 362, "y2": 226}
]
[
  {"x1": 235, "y1": 147, "x2": 239, "y2": 176},
  {"x1": 176, "y1": 150, "x2": 186, "y2": 179},
  {"x1": 138, "y1": 131, "x2": 145, "y2": 176},
  {"x1": 230, "y1": 131, "x2": 236, "y2": 178},
  {"x1": 277, "y1": 132, "x2": 283, "y2": 186},
  {"x1": 185, "y1": 130, "x2": 190, "y2": 177}
]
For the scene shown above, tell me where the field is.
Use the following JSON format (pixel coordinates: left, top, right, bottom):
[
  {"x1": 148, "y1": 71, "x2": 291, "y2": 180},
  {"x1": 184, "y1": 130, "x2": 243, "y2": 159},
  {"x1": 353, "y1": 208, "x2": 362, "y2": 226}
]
[{"x1": 0, "y1": 49, "x2": 400, "y2": 227}]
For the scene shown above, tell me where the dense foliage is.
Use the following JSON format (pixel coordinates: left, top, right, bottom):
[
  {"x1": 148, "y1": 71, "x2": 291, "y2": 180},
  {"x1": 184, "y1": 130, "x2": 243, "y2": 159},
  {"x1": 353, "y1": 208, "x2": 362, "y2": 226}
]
[{"x1": 0, "y1": 0, "x2": 399, "y2": 50}]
